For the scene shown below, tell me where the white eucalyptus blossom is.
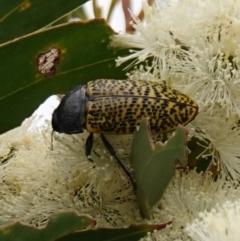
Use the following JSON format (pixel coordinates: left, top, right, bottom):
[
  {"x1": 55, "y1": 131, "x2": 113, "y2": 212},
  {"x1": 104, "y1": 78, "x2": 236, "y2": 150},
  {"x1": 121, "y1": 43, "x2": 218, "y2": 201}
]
[
  {"x1": 112, "y1": 0, "x2": 240, "y2": 180},
  {"x1": 142, "y1": 224, "x2": 191, "y2": 241},
  {"x1": 146, "y1": 170, "x2": 240, "y2": 240},
  {"x1": 111, "y1": 1, "x2": 186, "y2": 81},
  {"x1": 186, "y1": 200, "x2": 240, "y2": 241},
  {"x1": 112, "y1": 0, "x2": 240, "y2": 115},
  {"x1": 0, "y1": 97, "x2": 138, "y2": 228},
  {"x1": 190, "y1": 104, "x2": 240, "y2": 179}
]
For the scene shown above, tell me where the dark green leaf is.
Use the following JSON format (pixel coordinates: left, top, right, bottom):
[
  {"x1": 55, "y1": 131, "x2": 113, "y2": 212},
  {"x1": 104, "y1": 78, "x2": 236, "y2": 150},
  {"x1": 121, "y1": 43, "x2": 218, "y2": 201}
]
[
  {"x1": 0, "y1": 19, "x2": 131, "y2": 133},
  {"x1": 188, "y1": 137, "x2": 212, "y2": 173},
  {"x1": 0, "y1": 0, "x2": 90, "y2": 43},
  {"x1": 131, "y1": 119, "x2": 188, "y2": 218},
  {"x1": 0, "y1": 211, "x2": 95, "y2": 241},
  {"x1": 57, "y1": 222, "x2": 171, "y2": 241}
]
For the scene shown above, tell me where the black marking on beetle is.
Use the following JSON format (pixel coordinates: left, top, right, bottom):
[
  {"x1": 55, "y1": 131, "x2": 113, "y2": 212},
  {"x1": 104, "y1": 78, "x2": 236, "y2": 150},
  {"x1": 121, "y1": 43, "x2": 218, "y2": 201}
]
[{"x1": 36, "y1": 47, "x2": 61, "y2": 77}]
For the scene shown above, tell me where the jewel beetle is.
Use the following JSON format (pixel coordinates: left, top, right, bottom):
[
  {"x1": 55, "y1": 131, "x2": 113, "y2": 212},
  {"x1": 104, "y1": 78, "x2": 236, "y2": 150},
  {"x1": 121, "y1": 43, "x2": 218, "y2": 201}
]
[{"x1": 52, "y1": 79, "x2": 198, "y2": 187}]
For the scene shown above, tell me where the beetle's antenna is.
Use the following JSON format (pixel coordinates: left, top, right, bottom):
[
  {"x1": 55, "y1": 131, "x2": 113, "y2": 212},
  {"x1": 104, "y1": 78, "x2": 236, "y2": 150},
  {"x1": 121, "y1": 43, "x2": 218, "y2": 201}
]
[{"x1": 51, "y1": 130, "x2": 54, "y2": 151}]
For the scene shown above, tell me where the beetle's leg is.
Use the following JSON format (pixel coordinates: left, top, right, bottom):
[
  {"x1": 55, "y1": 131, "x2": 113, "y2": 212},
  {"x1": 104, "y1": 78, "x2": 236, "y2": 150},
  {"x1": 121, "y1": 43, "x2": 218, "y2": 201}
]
[
  {"x1": 100, "y1": 134, "x2": 136, "y2": 190},
  {"x1": 85, "y1": 133, "x2": 94, "y2": 162}
]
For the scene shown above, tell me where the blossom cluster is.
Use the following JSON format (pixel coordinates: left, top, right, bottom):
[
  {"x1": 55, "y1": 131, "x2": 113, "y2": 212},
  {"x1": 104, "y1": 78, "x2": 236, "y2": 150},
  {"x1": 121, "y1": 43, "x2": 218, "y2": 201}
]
[
  {"x1": 110, "y1": 0, "x2": 240, "y2": 239},
  {"x1": 111, "y1": 0, "x2": 240, "y2": 180},
  {"x1": 1, "y1": 0, "x2": 240, "y2": 240}
]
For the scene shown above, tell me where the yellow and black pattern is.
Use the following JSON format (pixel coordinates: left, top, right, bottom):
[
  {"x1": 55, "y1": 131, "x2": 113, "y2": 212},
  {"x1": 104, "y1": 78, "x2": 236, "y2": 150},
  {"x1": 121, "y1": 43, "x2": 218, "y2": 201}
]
[{"x1": 85, "y1": 79, "x2": 198, "y2": 134}]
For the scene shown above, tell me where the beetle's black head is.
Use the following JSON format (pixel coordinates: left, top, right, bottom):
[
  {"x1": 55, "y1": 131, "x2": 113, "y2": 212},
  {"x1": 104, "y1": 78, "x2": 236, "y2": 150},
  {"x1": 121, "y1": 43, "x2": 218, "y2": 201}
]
[{"x1": 52, "y1": 85, "x2": 86, "y2": 134}]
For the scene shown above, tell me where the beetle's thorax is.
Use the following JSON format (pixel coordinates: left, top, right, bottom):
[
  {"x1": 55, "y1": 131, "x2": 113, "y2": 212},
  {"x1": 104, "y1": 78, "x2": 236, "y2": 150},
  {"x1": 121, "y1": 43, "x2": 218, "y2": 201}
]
[{"x1": 52, "y1": 85, "x2": 87, "y2": 134}]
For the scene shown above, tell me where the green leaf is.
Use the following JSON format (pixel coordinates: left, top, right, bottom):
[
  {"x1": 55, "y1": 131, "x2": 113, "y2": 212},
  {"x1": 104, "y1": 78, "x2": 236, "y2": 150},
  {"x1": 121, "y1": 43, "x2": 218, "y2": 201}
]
[
  {"x1": 57, "y1": 222, "x2": 171, "y2": 241},
  {"x1": 131, "y1": 119, "x2": 188, "y2": 218},
  {"x1": 188, "y1": 137, "x2": 212, "y2": 173},
  {"x1": 0, "y1": 0, "x2": 90, "y2": 43},
  {"x1": 0, "y1": 211, "x2": 95, "y2": 241},
  {"x1": 0, "y1": 19, "x2": 132, "y2": 134}
]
